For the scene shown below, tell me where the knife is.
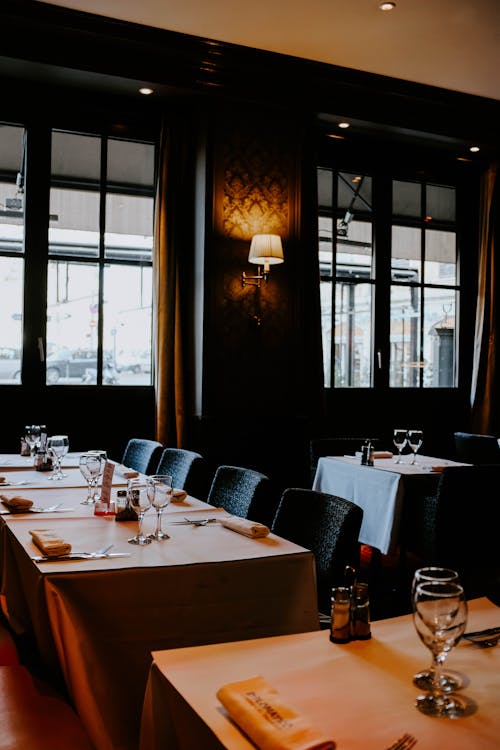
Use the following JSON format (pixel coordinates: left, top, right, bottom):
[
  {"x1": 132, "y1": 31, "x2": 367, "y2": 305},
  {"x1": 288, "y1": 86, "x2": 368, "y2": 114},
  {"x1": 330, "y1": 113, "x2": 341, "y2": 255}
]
[
  {"x1": 169, "y1": 517, "x2": 220, "y2": 525},
  {"x1": 31, "y1": 552, "x2": 131, "y2": 561},
  {"x1": 463, "y1": 626, "x2": 500, "y2": 641}
]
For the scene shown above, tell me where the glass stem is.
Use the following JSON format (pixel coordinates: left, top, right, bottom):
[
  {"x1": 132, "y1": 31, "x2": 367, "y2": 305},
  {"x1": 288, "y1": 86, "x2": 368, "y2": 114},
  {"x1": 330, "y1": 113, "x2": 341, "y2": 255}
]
[
  {"x1": 138, "y1": 512, "x2": 145, "y2": 539},
  {"x1": 431, "y1": 651, "x2": 445, "y2": 697}
]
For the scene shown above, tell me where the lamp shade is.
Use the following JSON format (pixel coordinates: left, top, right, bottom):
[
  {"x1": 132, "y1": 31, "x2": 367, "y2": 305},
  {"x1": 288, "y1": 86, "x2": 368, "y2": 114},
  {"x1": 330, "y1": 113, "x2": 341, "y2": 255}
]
[{"x1": 248, "y1": 234, "x2": 284, "y2": 272}]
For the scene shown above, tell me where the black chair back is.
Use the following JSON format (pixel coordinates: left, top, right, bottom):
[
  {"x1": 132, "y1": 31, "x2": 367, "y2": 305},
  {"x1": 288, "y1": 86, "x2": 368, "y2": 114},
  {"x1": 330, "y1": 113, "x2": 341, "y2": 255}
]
[
  {"x1": 271, "y1": 488, "x2": 363, "y2": 615},
  {"x1": 155, "y1": 448, "x2": 207, "y2": 499},
  {"x1": 206, "y1": 465, "x2": 276, "y2": 526},
  {"x1": 453, "y1": 431, "x2": 500, "y2": 464},
  {"x1": 405, "y1": 464, "x2": 500, "y2": 598},
  {"x1": 121, "y1": 438, "x2": 163, "y2": 475}
]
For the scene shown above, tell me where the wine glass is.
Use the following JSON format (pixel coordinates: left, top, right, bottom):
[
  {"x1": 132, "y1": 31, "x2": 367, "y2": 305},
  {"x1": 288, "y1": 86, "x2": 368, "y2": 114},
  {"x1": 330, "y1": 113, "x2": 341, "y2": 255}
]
[
  {"x1": 79, "y1": 452, "x2": 103, "y2": 504},
  {"x1": 411, "y1": 567, "x2": 464, "y2": 692},
  {"x1": 407, "y1": 429, "x2": 423, "y2": 465},
  {"x1": 47, "y1": 435, "x2": 69, "y2": 480},
  {"x1": 392, "y1": 428, "x2": 408, "y2": 464},
  {"x1": 127, "y1": 478, "x2": 153, "y2": 545},
  {"x1": 24, "y1": 425, "x2": 41, "y2": 459},
  {"x1": 147, "y1": 474, "x2": 173, "y2": 541},
  {"x1": 412, "y1": 579, "x2": 468, "y2": 718}
]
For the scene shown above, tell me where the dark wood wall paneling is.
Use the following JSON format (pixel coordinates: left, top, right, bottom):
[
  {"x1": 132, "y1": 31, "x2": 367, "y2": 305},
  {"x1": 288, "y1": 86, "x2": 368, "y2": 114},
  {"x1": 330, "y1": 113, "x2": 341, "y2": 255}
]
[{"x1": 1, "y1": 0, "x2": 499, "y2": 490}]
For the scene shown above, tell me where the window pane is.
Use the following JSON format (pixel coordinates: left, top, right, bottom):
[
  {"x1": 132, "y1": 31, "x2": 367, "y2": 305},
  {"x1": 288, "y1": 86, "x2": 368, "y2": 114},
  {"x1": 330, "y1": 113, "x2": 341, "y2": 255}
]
[
  {"x1": 319, "y1": 216, "x2": 333, "y2": 276},
  {"x1": 335, "y1": 282, "x2": 373, "y2": 387},
  {"x1": 423, "y1": 288, "x2": 456, "y2": 387},
  {"x1": 49, "y1": 188, "x2": 100, "y2": 258},
  {"x1": 391, "y1": 226, "x2": 421, "y2": 282},
  {"x1": 338, "y1": 173, "x2": 372, "y2": 216},
  {"x1": 427, "y1": 184, "x2": 455, "y2": 222},
  {"x1": 46, "y1": 261, "x2": 100, "y2": 384},
  {"x1": 320, "y1": 278, "x2": 332, "y2": 387},
  {"x1": 424, "y1": 229, "x2": 456, "y2": 285},
  {"x1": 390, "y1": 286, "x2": 421, "y2": 387},
  {"x1": 337, "y1": 221, "x2": 373, "y2": 280},
  {"x1": 104, "y1": 265, "x2": 152, "y2": 386},
  {"x1": 0, "y1": 257, "x2": 23, "y2": 384},
  {"x1": 393, "y1": 180, "x2": 421, "y2": 217},
  {"x1": 104, "y1": 193, "x2": 153, "y2": 261},
  {"x1": 51, "y1": 131, "x2": 100, "y2": 182},
  {"x1": 317, "y1": 168, "x2": 332, "y2": 209},
  {"x1": 107, "y1": 139, "x2": 155, "y2": 188}
]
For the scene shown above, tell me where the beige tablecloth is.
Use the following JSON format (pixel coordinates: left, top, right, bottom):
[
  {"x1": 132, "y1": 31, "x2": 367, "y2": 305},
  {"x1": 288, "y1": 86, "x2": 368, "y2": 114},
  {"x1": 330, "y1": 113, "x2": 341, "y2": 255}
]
[
  {"x1": 140, "y1": 596, "x2": 500, "y2": 750},
  {"x1": 0, "y1": 509, "x2": 319, "y2": 750}
]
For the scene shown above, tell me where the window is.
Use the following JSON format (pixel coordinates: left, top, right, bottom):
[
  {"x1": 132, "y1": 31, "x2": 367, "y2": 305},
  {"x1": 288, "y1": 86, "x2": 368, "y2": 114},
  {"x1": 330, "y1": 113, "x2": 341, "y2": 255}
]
[
  {"x1": 0, "y1": 122, "x2": 156, "y2": 387},
  {"x1": 0, "y1": 124, "x2": 25, "y2": 385},
  {"x1": 318, "y1": 162, "x2": 459, "y2": 389}
]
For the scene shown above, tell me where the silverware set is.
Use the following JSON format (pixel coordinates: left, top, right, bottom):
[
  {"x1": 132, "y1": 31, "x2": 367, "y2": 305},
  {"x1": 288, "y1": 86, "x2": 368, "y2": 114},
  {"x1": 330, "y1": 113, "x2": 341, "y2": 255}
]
[
  {"x1": 31, "y1": 544, "x2": 131, "y2": 562},
  {"x1": 170, "y1": 517, "x2": 219, "y2": 526},
  {"x1": 463, "y1": 626, "x2": 500, "y2": 648}
]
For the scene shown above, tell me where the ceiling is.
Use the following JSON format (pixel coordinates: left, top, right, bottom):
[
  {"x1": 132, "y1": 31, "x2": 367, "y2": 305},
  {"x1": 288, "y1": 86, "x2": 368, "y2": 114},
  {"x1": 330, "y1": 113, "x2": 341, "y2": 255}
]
[{"x1": 33, "y1": 0, "x2": 500, "y2": 102}]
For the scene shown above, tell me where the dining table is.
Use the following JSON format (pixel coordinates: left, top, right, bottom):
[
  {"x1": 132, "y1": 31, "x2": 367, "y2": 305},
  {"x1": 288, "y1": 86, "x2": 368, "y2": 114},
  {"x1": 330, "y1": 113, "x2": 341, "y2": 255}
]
[
  {"x1": 0, "y1": 472, "x2": 320, "y2": 750},
  {"x1": 312, "y1": 453, "x2": 470, "y2": 555},
  {"x1": 0, "y1": 451, "x2": 84, "y2": 471},
  {"x1": 139, "y1": 595, "x2": 500, "y2": 750}
]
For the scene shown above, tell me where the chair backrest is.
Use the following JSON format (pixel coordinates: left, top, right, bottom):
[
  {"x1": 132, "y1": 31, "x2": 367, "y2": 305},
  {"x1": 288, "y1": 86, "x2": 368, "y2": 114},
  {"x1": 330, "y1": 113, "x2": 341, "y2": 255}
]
[
  {"x1": 155, "y1": 448, "x2": 207, "y2": 498},
  {"x1": 206, "y1": 465, "x2": 276, "y2": 525},
  {"x1": 453, "y1": 431, "x2": 500, "y2": 464},
  {"x1": 405, "y1": 464, "x2": 500, "y2": 597},
  {"x1": 271, "y1": 488, "x2": 363, "y2": 615},
  {"x1": 121, "y1": 438, "x2": 163, "y2": 475}
]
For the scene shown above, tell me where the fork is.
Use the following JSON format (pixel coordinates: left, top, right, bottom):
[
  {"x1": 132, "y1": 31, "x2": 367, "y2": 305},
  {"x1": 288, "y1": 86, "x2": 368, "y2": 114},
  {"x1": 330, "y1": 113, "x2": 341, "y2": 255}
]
[{"x1": 386, "y1": 733, "x2": 417, "y2": 750}]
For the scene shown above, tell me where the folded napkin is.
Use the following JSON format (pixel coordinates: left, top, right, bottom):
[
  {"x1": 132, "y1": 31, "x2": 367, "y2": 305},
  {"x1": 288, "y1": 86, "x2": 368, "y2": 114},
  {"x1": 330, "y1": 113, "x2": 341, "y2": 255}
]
[
  {"x1": 29, "y1": 528, "x2": 72, "y2": 557},
  {"x1": 220, "y1": 516, "x2": 270, "y2": 538},
  {"x1": 354, "y1": 450, "x2": 393, "y2": 459},
  {"x1": 217, "y1": 675, "x2": 335, "y2": 750},
  {"x1": 170, "y1": 488, "x2": 187, "y2": 503},
  {"x1": 1, "y1": 494, "x2": 33, "y2": 512}
]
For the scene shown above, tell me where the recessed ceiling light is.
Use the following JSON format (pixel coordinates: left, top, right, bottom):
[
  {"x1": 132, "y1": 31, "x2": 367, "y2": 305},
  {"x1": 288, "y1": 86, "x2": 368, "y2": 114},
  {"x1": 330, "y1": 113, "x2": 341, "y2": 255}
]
[
  {"x1": 338, "y1": 122, "x2": 350, "y2": 129},
  {"x1": 469, "y1": 146, "x2": 480, "y2": 153},
  {"x1": 139, "y1": 87, "x2": 154, "y2": 96},
  {"x1": 379, "y1": 2, "x2": 396, "y2": 10}
]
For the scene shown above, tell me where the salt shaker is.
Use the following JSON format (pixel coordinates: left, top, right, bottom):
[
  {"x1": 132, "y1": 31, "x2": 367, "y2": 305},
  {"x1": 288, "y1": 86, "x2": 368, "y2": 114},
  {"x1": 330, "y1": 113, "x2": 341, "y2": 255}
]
[{"x1": 329, "y1": 586, "x2": 351, "y2": 643}]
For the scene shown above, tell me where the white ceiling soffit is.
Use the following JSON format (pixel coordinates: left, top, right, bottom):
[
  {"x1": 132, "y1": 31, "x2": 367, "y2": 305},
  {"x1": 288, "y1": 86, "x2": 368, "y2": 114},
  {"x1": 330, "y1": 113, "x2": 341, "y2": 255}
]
[{"x1": 34, "y1": 0, "x2": 500, "y2": 102}]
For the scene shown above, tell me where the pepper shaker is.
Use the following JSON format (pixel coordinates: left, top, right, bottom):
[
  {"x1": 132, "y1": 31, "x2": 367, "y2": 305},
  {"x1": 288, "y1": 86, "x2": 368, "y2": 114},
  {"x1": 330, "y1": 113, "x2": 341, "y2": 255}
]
[{"x1": 351, "y1": 582, "x2": 372, "y2": 640}]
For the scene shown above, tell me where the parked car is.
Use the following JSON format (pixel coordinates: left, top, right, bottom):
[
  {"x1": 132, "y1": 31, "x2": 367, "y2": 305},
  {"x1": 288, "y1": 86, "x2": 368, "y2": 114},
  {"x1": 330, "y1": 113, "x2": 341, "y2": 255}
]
[
  {"x1": 46, "y1": 348, "x2": 116, "y2": 383},
  {"x1": 0, "y1": 347, "x2": 22, "y2": 381}
]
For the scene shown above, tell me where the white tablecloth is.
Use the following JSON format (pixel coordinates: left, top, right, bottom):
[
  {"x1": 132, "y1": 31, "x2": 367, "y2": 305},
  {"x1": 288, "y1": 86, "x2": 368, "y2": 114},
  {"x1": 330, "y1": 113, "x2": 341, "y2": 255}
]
[
  {"x1": 140, "y1": 596, "x2": 500, "y2": 750},
  {"x1": 312, "y1": 455, "x2": 468, "y2": 554}
]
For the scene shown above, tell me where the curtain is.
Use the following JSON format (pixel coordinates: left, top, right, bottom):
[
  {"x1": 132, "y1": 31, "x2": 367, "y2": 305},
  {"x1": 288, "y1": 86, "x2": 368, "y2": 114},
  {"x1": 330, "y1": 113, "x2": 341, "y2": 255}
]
[
  {"x1": 470, "y1": 161, "x2": 500, "y2": 433},
  {"x1": 153, "y1": 114, "x2": 195, "y2": 447}
]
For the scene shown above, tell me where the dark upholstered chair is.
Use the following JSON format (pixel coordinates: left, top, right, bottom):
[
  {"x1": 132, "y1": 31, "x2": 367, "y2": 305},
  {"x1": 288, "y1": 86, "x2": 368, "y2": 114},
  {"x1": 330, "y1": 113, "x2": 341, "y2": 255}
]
[
  {"x1": 403, "y1": 464, "x2": 500, "y2": 599},
  {"x1": 271, "y1": 488, "x2": 363, "y2": 615},
  {"x1": 206, "y1": 465, "x2": 277, "y2": 527},
  {"x1": 310, "y1": 436, "x2": 380, "y2": 484},
  {"x1": 155, "y1": 447, "x2": 208, "y2": 499},
  {"x1": 121, "y1": 438, "x2": 163, "y2": 475},
  {"x1": 453, "y1": 431, "x2": 500, "y2": 464}
]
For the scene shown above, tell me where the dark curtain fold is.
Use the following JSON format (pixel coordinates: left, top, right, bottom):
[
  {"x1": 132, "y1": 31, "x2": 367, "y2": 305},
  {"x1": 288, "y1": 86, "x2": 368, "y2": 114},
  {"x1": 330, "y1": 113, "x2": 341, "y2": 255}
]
[
  {"x1": 153, "y1": 114, "x2": 196, "y2": 447},
  {"x1": 471, "y1": 161, "x2": 500, "y2": 433}
]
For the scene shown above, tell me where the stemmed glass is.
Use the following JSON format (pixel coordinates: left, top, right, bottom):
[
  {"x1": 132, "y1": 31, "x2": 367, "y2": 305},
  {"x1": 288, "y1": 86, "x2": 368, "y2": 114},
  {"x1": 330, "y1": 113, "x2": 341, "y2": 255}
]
[
  {"x1": 147, "y1": 474, "x2": 173, "y2": 541},
  {"x1": 79, "y1": 452, "x2": 103, "y2": 504},
  {"x1": 392, "y1": 428, "x2": 408, "y2": 464},
  {"x1": 24, "y1": 425, "x2": 41, "y2": 460},
  {"x1": 412, "y1": 579, "x2": 468, "y2": 718},
  {"x1": 47, "y1": 435, "x2": 69, "y2": 480},
  {"x1": 127, "y1": 478, "x2": 153, "y2": 545},
  {"x1": 407, "y1": 429, "x2": 423, "y2": 465},
  {"x1": 411, "y1": 567, "x2": 464, "y2": 692}
]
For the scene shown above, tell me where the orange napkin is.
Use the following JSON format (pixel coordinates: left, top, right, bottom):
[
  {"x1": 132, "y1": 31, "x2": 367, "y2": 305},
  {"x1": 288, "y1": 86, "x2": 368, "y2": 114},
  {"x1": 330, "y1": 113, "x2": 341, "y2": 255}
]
[
  {"x1": 29, "y1": 528, "x2": 72, "y2": 557},
  {"x1": 217, "y1": 675, "x2": 335, "y2": 750},
  {"x1": 170, "y1": 488, "x2": 188, "y2": 503},
  {"x1": 1, "y1": 494, "x2": 33, "y2": 512},
  {"x1": 220, "y1": 516, "x2": 270, "y2": 538}
]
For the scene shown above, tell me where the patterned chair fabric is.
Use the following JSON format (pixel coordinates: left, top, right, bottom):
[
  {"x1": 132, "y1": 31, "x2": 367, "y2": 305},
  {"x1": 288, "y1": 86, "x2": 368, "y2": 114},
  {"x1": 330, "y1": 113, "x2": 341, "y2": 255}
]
[
  {"x1": 206, "y1": 465, "x2": 276, "y2": 527},
  {"x1": 121, "y1": 438, "x2": 163, "y2": 475},
  {"x1": 453, "y1": 431, "x2": 500, "y2": 464},
  {"x1": 155, "y1": 448, "x2": 207, "y2": 499},
  {"x1": 403, "y1": 464, "x2": 500, "y2": 598},
  {"x1": 271, "y1": 488, "x2": 363, "y2": 615}
]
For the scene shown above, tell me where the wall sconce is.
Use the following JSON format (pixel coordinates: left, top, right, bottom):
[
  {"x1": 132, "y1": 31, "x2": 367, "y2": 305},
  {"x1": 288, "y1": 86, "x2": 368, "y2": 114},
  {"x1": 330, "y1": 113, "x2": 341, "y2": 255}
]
[{"x1": 241, "y1": 234, "x2": 284, "y2": 287}]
